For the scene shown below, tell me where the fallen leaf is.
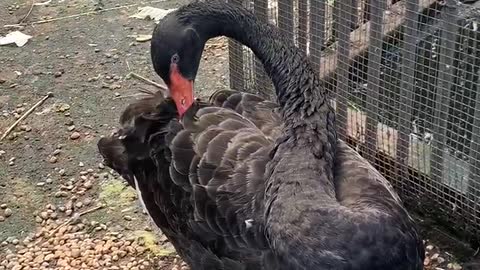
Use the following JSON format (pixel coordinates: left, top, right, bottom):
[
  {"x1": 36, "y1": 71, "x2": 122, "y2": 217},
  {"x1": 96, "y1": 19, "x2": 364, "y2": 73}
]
[
  {"x1": 130, "y1": 6, "x2": 176, "y2": 23},
  {"x1": 0, "y1": 31, "x2": 32, "y2": 47}
]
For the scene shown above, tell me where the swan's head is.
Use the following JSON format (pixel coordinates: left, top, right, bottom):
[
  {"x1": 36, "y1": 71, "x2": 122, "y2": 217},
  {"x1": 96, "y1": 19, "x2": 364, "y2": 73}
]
[{"x1": 151, "y1": 11, "x2": 205, "y2": 117}]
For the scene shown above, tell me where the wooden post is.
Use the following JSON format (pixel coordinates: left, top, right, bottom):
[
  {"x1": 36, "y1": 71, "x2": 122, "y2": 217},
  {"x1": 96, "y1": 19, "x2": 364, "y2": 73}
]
[
  {"x1": 334, "y1": 0, "x2": 354, "y2": 138},
  {"x1": 317, "y1": 0, "x2": 438, "y2": 80},
  {"x1": 431, "y1": 0, "x2": 459, "y2": 185},
  {"x1": 465, "y1": 10, "x2": 480, "y2": 204},
  {"x1": 363, "y1": 0, "x2": 387, "y2": 160},
  {"x1": 469, "y1": 71, "x2": 480, "y2": 206},
  {"x1": 396, "y1": 0, "x2": 420, "y2": 175}
]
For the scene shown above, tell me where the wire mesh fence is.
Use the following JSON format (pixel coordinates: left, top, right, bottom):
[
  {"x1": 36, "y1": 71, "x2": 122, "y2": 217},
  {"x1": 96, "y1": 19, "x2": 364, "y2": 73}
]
[{"x1": 226, "y1": 0, "x2": 480, "y2": 244}]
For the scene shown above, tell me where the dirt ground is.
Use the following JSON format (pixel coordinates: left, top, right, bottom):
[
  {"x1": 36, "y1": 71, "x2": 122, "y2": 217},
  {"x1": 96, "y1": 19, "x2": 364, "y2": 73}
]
[{"x1": 0, "y1": 0, "x2": 474, "y2": 269}]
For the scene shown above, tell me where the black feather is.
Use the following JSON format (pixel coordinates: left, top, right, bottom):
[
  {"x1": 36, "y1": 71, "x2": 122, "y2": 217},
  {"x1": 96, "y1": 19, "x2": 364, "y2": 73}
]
[{"x1": 99, "y1": 1, "x2": 425, "y2": 269}]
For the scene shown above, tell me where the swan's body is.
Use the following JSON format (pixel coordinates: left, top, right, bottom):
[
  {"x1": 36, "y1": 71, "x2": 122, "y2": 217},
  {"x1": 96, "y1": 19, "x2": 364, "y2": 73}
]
[{"x1": 98, "y1": 1, "x2": 424, "y2": 269}]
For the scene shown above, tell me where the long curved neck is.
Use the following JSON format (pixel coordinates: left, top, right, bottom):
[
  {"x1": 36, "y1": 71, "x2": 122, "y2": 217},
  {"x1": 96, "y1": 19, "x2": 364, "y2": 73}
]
[
  {"x1": 177, "y1": 1, "x2": 336, "y2": 155},
  {"x1": 177, "y1": 2, "x2": 340, "y2": 265}
]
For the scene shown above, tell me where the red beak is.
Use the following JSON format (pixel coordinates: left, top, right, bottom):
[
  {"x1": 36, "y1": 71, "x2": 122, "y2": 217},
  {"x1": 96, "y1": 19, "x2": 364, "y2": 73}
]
[{"x1": 169, "y1": 64, "x2": 194, "y2": 117}]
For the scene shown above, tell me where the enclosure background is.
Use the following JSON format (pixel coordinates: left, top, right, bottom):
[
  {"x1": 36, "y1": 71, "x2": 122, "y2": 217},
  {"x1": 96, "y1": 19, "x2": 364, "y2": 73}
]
[{"x1": 226, "y1": 0, "x2": 480, "y2": 245}]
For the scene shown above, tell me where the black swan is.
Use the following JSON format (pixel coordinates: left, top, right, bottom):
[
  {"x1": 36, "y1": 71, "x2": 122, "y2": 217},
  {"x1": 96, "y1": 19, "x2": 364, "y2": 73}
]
[{"x1": 98, "y1": 1, "x2": 425, "y2": 269}]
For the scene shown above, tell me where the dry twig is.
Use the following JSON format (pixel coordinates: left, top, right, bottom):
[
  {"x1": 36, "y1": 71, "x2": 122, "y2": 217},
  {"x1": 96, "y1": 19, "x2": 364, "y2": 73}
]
[
  {"x1": 127, "y1": 72, "x2": 168, "y2": 91},
  {"x1": 47, "y1": 204, "x2": 104, "y2": 237},
  {"x1": 113, "y1": 93, "x2": 146, "y2": 100},
  {"x1": 0, "y1": 92, "x2": 53, "y2": 141},
  {"x1": 125, "y1": 59, "x2": 131, "y2": 71},
  {"x1": 18, "y1": 0, "x2": 35, "y2": 25}
]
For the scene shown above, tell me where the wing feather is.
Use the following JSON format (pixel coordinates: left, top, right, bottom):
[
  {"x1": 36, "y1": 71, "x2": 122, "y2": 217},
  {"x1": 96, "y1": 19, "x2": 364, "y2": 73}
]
[{"x1": 99, "y1": 89, "x2": 279, "y2": 265}]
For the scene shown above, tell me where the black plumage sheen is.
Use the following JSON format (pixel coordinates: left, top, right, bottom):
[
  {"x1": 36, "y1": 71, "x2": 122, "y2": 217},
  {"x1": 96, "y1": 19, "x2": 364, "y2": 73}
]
[{"x1": 98, "y1": 1, "x2": 425, "y2": 269}]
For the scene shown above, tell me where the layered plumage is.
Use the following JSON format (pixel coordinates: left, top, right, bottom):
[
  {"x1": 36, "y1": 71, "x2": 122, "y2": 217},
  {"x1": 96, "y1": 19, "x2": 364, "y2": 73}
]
[{"x1": 98, "y1": 1, "x2": 425, "y2": 269}]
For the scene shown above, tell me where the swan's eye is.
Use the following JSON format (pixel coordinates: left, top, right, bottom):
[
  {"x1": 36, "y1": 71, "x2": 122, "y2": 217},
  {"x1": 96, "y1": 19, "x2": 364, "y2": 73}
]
[{"x1": 171, "y1": 54, "x2": 180, "y2": 64}]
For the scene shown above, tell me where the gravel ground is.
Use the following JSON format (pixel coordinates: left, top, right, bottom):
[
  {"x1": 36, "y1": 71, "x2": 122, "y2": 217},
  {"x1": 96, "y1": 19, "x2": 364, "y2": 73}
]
[{"x1": 0, "y1": 0, "x2": 476, "y2": 269}]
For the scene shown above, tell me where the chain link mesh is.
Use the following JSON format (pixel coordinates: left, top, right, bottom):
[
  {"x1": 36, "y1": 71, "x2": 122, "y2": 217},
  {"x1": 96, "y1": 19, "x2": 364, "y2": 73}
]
[{"x1": 226, "y1": 0, "x2": 480, "y2": 244}]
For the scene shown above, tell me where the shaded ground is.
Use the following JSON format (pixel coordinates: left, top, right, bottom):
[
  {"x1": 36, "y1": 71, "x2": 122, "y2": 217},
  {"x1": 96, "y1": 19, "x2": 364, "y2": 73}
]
[
  {"x1": 0, "y1": 0, "x2": 474, "y2": 269},
  {"x1": 0, "y1": 0, "x2": 226, "y2": 269}
]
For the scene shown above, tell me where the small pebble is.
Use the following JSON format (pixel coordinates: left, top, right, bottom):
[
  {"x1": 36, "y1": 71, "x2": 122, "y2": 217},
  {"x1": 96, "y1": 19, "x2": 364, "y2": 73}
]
[
  {"x1": 48, "y1": 156, "x2": 58, "y2": 163},
  {"x1": 83, "y1": 198, "x2": 92, "y2": 206},
  {"x1": 19, "y1": 125, "x2": 32, "y2": 132},
  {"x1": 0, "y1": 204, "x2": 7, "y2": 209},
  {"x1": 0, "y1": 216, "x2": 5, "y2": 222},
  {"x1": 84, "y1": 180, "x2": 93, "y2": 189},
  {"x1": 448, "y1": 263, "x2": 462, "y2": 270},
  {"x1": 44, "y1": 253, "x2": 54, "y2": 261},
  {"x1": 65, "y1": 200, "x2": 73, "y2": 210},
  {"x1": 3, "y1": 208, "x2": 12, "y2": 218},
  {"x1": 40, "y1": 212, "x2": 48, "y2": 220},
  {"x1": 70, "y1": 132, "x2": 81, "y2": 140},
  {"x1": 55, "y1": 191, "x2": 68, "y2": 197},
  {"x1": 71, "y1": 248, "x2": 81, "y2": 258}
]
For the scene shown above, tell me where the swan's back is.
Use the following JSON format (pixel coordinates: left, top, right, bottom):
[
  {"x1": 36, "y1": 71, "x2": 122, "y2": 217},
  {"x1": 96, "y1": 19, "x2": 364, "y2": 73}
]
[
  {"x1": 332, "y1": 142, "x2": 425, "y2": 270},
  {"x1": 220, "y1": 91, "x2": 426, "y2": 270}
]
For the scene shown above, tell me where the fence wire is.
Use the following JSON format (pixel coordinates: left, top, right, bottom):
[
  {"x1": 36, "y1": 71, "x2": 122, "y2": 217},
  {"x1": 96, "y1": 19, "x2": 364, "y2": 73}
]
[{"x1": 227, "y1": 0, "x2": 480, "y2": 244}]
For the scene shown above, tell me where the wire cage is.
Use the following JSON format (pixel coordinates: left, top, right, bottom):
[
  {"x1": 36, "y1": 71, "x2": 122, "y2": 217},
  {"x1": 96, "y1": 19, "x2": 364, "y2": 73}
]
[{"x1": 226, "y1": 0, "x2": 480, "y2": 246}]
